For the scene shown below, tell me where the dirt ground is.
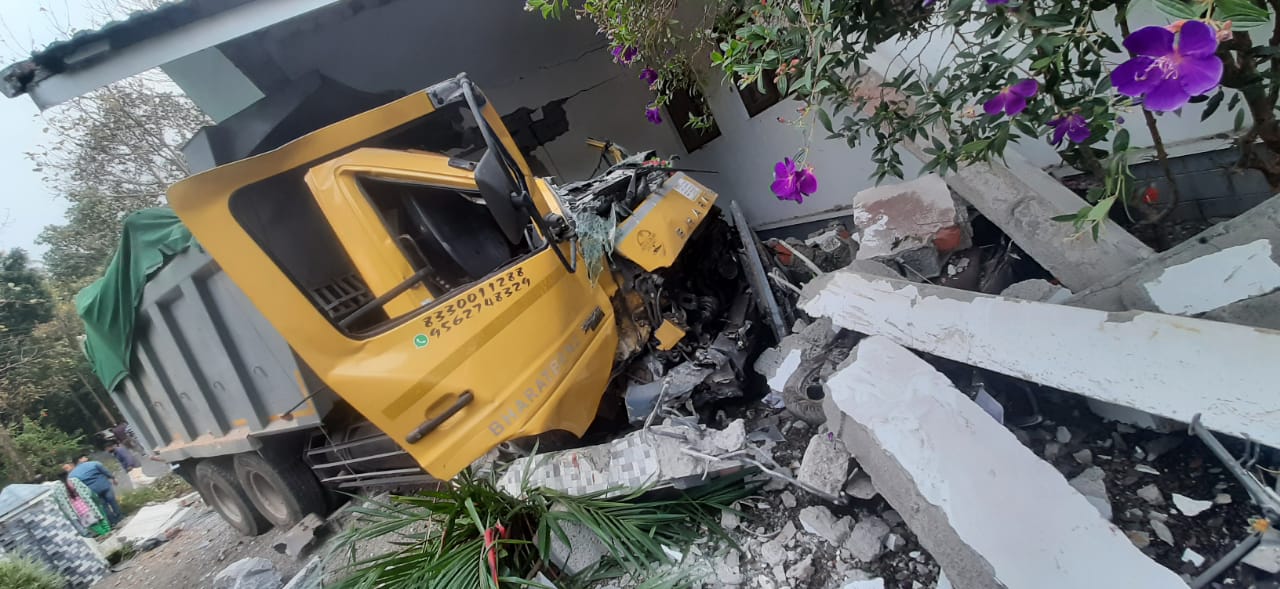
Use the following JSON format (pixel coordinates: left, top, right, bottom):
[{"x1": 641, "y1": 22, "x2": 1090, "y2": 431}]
[{"x1": 93, "y1": 506, "x2": 307, "y2": 589}]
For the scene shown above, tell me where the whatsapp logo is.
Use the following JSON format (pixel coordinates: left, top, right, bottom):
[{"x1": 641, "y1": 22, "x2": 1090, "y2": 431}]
[{"x1": 413, "y1": 334, "x2": 429, "y2": 349}]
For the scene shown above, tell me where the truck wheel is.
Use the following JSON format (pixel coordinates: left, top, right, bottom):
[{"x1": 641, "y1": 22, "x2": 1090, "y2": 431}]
[
  {"x1": 233, "y1": 453, "x2": 327, "y2": 529},
  {"x1": 194, "y1": 460, "x2": 269, "y2": 536}
]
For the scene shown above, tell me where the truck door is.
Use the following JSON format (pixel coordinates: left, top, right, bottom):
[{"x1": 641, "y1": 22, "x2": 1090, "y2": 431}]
[{"x1": 168, "y1": 76, "x2": 620, "y2": 479}]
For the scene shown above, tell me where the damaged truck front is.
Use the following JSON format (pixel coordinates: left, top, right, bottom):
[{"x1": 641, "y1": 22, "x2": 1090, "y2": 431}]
[{"x1": 87, "y1": 74, "x2": 765, "y2": 535}]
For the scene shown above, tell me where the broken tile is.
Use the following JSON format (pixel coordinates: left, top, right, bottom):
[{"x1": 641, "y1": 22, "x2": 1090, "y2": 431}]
[
  {"x1": 1150, "y1": 519, "x2": 1174, "y2": 546},
  {"x1": 1068, "y1": 466, "x2": 1112, "y2": 521},
  {"x1": 1126, "y1": 530, "x2": 1151, "y2": 549},
  {"x1": 1182, "y1": 548, "x2": 1206, "y2": 568},
  {"x1": 1171, "y1": 493, "x2": 1213, "y2": 517},
  {"x1": 1136, "y1": 484, "x2": 1164, "y2": 506}
]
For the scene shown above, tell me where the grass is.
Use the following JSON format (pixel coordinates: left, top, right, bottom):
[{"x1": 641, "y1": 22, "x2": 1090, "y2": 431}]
[
  {"x1": 118, "y1": 474, "x2": 193, "y2": 516},
  {"x1": 0, "y1": 556, "x2": 64, "y2": 589},
  {"x1": 325, "y1": 469, "x2": 756, "y2": 589}
]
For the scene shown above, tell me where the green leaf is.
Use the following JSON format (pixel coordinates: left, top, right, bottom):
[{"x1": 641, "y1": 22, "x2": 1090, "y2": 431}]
[
  {"x1": 1113, "y1": 128, "x2": 1130, "y2": 152},
  {"x1": 960, "y1": 139, "x2": 991, "y2": 155},
  {"x1": 1235, "y1": 108, "x2": 1247, "y2": 131},
  {"x1": 1150, "y1": 0, "x2": 1208, "y2": 19},
  {"x1": 1200, "y1": 90, "x2": 1224, "y2": 121},
  {"x1": 817, "y1": 108, "x2": 833, "y2": 134},
  {"x1": 1216, "y1": 0, "x2": 1271, "y2": 28},
  {"x1": 1051, "y1": 213, "x2": 1083, "y2": 222}
]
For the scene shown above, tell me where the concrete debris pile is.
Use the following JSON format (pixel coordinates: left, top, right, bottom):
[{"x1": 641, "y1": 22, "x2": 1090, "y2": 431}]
[{"x1": 734, "y1": 181, "x2": 1280, "y2": 587}]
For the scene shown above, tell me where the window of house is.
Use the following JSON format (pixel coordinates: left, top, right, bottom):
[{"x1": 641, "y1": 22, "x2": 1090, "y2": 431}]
[
  {"x1": 665, "y1": 86, "x2": 721, "y2": 153},
  {"x1": 738, "y1": 77, "x2": 782, "y2": 117}
]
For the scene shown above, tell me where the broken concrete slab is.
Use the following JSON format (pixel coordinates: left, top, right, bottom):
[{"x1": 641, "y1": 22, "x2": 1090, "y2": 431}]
[
  {"x1": 1070, "y1": 194, "x2": 1280, "y2": 317},
  {"x1": 822, "y1": 336, "x2": 1183, "y2": 589},
  {"x1": 1138, "y1": 239, "x2": 1280, "y2": 315},
  {"x1": 498, "y1": 419, "x2": 749, "y2": 497},
  {"x1": 755, "y1": 318, "x2": 839, "y2": 426},
  {"x1": 801, "y1": 268, "x2": 1280, "y2": 449},
  {"x1": 796, "y1": 433, "x2": 852, "y2": 498},
  {"x1": 213, "y1": 557, "x2": 282, "y2": 589},
  {"x1": 272, "y1": 513, "x2": 324, "y2": 557},
  {"x1": 851, "y1": 174, "x2": 968, "y2": 279},
  {"x1": 115, "y1": 499, "x2": 191, "y2": 544}
]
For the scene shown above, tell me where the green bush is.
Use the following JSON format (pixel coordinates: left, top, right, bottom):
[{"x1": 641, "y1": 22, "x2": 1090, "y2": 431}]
[
  {"x1": 13, "y1": 418, "x2": 86, "y2": 479},
  {"x1": 118, "y1": 473, "x2": 193, "y2": 515},
  {"x1": 0, "y1": 556, "x2": 64, "y2": 589}
]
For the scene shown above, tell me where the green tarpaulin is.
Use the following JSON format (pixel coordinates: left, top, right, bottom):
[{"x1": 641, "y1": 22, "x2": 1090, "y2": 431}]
[{"x1": 76, "y1": 208, "x2": 198, "y2": 391}]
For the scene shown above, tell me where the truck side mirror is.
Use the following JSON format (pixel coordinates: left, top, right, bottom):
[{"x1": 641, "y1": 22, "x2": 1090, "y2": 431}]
[{"x1": 475, "y1": 150, "x2": 527, "y2": 245}]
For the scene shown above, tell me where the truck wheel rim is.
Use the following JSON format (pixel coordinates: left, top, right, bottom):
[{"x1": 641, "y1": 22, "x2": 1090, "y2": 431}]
[
  {"x1": 209, "y1": 480, "x2": 245, "y2": 526},
  {"x1": 247, "y1": 471, "x2": 289, "y2": 521}
]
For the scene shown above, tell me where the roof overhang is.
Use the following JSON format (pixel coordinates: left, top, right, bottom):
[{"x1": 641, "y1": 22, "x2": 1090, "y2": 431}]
[{"x1": 1, "y1": 0, "x2": 342, "y2": 109}]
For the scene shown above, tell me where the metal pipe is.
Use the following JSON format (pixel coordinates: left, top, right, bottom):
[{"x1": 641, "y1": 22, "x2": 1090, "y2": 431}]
[{"x1": 1189, "y1": 533, "x2": 1261, "y2": 589}]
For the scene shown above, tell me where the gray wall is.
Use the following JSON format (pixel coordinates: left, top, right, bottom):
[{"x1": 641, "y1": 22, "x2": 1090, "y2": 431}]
[{"x1": 1129, "y1": 148, "x2": 1275, "y2": 222}]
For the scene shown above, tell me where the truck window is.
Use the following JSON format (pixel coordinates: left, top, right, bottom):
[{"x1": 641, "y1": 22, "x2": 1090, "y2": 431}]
[{"x1": 358, "y1": 177, "x2": 519, "y2": 295}]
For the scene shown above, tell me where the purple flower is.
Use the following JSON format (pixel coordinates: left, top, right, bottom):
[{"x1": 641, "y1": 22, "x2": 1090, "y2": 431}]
[
  {"x1": 1048, "y1": 113, "x2": 1091, "y2": 146},
  {"x1": 645, "y1": 106, "x2": 663, "y2": 125},
  {"x1": 1110, "y1": 20, "x2": 1223, "y2": 112},
  {"x1": 982, "y1": 78, "x2": 1039, "y2": 117},
  {"x1": 611, "y1": 45, "x2": 639, "y2": 65},
  {"x1": 771, "y1": 158, "x2": 818, "y2": 203},
  {"x1": 639, "y1": 67, "x2": 659, "y2": 87}
]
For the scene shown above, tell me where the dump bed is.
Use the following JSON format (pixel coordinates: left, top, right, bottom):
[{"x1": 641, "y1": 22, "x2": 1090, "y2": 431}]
[{"x1": 115, "y1": 247, "x2": 334, "y2": 461}]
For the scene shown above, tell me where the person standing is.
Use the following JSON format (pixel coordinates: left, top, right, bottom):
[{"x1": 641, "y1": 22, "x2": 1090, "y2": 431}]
[
  {"x1": 67, "y1": 460, "x2": 123, "y2": 525},
  {"x1": 107, "y1": 442, "x2": 140, "y2": 471},
  {"x1": 47, "y1": 474, "x2": 110, "y2": 537}
]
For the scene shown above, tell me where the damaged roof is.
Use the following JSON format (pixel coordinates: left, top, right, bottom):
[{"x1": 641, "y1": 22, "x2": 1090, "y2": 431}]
[{"x1": 0, "y1": 0, "x2": 253, "y2": 99}]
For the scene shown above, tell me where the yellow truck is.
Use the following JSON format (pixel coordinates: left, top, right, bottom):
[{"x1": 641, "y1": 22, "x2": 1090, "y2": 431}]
[{"x1": 89, "y1": 74, "x2": 772, "y2": 535}]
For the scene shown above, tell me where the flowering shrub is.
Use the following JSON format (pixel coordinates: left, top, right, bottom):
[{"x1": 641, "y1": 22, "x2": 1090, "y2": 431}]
[
  {"x1": 527, "y1": 0, "x2": 722, "y2": 129},
  {"x1": 530, "y1": 0, "x2": 1280, "y2": 237}
]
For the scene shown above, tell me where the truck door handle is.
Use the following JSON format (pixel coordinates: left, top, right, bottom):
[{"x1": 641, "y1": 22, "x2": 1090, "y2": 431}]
[{"x1": 405, "y1": 391, "x2": 474, "y2": 444}]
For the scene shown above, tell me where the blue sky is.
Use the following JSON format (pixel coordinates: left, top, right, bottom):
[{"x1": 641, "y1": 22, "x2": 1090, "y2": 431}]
[{"x1": 0, "y1": 2, "x2": 95, "y2": 260}]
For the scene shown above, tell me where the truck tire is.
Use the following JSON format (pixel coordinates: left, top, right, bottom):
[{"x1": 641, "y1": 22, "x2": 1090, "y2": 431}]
[
  {"x1": 233, "y1": 452, "x2": 327, "y2": 529},
  {"x1": 194, "y1": 459, "x2": 269, "y2": 536}
]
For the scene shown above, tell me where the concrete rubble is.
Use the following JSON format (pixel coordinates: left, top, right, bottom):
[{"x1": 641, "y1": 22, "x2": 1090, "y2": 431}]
[
  {"x1": 850, "y1": 174, "x2": 969, "y2": 279},
  {"x1": 796, "y1": 432, "x2": 852, "y2": 498}
]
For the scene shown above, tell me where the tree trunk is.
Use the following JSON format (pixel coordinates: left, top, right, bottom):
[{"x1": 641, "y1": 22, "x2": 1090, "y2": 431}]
[{"x1": 77, "y1": 372, "x2": 119, "y2": 426}]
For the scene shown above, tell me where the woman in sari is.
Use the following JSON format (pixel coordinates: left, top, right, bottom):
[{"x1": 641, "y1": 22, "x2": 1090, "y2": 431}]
[{"x1": 47, "y1": 473, "x2": 111, "y2": 537}]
